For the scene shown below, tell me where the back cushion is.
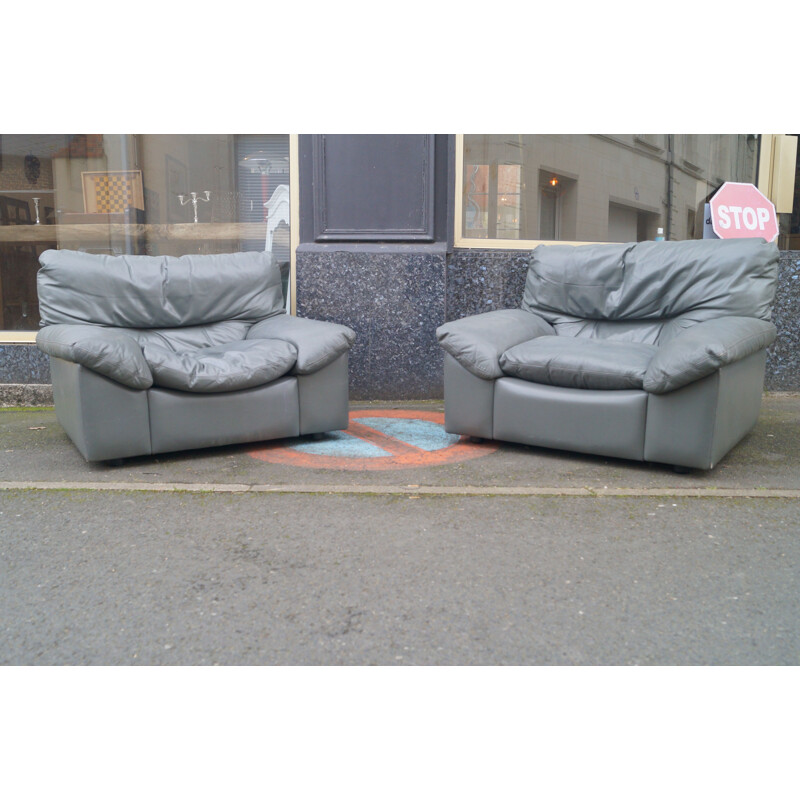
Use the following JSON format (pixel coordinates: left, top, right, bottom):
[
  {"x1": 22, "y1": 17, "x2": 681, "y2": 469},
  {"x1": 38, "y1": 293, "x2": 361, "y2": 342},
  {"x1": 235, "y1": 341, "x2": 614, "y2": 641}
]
[
  {"x1": 37, "y1": 249, "x2": 285, "y2": 328},
  {"x1": 522, "y1": 238, "x2": 779, "y2": 328},
  {"x1": 522, "y1": 242, "x2": 631, "y2": 320}
]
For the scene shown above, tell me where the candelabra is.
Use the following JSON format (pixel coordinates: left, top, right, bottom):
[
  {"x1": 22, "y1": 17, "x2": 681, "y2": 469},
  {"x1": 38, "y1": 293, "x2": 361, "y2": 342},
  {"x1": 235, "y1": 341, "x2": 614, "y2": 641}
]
[{"x1": 178, "y1": 190, "x2": 211, "y2": 223}]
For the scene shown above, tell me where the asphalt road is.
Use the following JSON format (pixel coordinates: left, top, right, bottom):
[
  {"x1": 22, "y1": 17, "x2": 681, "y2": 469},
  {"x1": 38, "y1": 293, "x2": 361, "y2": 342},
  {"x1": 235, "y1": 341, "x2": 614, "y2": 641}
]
[{"x1": 2, "y1": 489, "x2": 797, "y2": 666}]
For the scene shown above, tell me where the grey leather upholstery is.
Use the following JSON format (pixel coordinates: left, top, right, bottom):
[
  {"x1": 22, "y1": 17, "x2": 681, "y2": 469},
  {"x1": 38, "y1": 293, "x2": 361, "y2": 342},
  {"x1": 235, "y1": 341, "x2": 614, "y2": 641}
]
[
  {"x1": 437, "y1": 238, "x2": 779, "y2": 470},
  {"x1": 37, "y1": 249, "x2": 355, "y2": 462},
  {"x1": 500, "y1": 337, "x2": 658, "y2": 390},
  {"x1": 140, "y1": 339, "x2": 298, "y2": 393}
]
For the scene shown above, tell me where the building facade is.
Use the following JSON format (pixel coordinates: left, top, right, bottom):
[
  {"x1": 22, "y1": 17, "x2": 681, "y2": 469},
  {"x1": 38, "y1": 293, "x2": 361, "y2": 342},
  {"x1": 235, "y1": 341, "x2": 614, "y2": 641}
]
[{"x1": 1, "y1": 133, "x2": 798, "y2": 403}]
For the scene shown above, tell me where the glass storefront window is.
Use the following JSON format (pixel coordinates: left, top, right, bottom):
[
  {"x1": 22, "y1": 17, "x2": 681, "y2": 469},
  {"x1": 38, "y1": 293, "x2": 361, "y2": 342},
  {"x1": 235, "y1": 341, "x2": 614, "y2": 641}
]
[
  {"x1": 0, "y1": 134, "x2": 291, "y2": 332},
  {"x1": 459, "y1": 134, "x2": 761, "y2": 246}
]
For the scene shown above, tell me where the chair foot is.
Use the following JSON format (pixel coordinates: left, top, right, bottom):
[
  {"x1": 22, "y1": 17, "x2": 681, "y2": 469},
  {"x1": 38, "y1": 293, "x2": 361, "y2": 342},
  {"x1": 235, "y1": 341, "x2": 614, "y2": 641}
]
[
  {"x1": 105, "y1": 458, "x2": 126, "y2": 467},
  {"x1": 672, "y1": 464, "x2": 692, "y2": 474}
]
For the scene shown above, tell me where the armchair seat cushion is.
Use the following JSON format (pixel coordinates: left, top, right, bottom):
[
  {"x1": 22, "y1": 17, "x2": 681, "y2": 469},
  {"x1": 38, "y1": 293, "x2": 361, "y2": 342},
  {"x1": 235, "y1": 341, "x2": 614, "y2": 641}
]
[
  {"x1": 141, "y1": 338, "x2": 297, "y2": 393},
  {"x1": 500, "y1": 336, "x2": 658, "y2": 390}
]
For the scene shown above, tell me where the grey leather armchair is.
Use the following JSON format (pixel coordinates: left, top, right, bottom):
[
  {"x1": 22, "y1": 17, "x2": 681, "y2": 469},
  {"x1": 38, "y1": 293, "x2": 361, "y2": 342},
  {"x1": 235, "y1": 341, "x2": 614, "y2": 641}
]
[
  {"x1": 437, "y1": 238, "x2": 779, "y2": 471},
  {"x1": 36, "y1": 249, "x2": 355, "y2": 463}
]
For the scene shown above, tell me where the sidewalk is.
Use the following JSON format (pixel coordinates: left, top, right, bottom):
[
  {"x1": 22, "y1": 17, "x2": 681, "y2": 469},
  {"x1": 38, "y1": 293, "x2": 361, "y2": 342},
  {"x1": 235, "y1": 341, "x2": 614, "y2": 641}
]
[
  {"x1": 2, "y1": 394, "x2": 799, "y2": 666},
  {"x1": 1, "y1": 394, "x2": 799, "y2": 495}
]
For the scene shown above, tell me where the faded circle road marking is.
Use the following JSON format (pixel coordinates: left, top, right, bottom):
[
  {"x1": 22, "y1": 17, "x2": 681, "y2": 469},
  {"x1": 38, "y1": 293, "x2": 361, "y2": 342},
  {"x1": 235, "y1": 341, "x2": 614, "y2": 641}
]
[{"x1": 247, "y1": 409, "x2": 497, "y2": 471}]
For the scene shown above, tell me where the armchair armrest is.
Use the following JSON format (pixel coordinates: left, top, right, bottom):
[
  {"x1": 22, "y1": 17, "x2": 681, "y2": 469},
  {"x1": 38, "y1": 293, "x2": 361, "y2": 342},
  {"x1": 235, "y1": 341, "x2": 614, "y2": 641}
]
[
  {"x1": 36, "y1": 324, "x2": 153, "y2": 389},
  {"x1": 247, "y1": 314, "x2": 356, "y2": 374},
  {"x1": 643, "y1": 316, "x2": 776, "y2": 394},
  {"x1": 436, "y1": 309, "x2": 555, "y2": 379}
]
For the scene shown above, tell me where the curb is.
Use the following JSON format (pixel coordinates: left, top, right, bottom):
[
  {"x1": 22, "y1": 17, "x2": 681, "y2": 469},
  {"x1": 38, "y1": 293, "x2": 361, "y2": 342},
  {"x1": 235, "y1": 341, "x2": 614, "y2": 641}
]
[{"x1": 1, "y1": 481, "x2": 799, "y2": 498}]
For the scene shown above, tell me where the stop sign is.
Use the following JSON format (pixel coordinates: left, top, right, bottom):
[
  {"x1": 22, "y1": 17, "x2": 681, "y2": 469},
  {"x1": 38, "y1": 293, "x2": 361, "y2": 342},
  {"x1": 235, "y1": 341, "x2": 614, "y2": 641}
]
[{"x1": 709, "y1": 182, "x2": 778, "y2": 242}]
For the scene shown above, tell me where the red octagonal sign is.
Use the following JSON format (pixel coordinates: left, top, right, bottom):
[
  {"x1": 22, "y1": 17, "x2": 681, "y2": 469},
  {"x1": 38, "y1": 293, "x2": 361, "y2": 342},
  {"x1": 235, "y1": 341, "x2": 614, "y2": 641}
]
[{"x1": 709, "y1": 182, "x2": 778, "y2": 242}]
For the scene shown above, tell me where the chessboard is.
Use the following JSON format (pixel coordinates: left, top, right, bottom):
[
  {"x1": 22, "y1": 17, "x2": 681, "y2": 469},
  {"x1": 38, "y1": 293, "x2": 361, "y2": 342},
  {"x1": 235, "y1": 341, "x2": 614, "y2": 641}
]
[{"x1": 81, "y1": 170, "x2": 144, "y2": 214}]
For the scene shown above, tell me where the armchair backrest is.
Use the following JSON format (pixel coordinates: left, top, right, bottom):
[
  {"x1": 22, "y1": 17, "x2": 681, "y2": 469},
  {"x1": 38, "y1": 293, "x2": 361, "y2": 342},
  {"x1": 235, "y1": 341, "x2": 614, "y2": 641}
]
[
  {"x1": 521, "y1": 239, "x2": 779, "y2": 334},
  {"x1": 37, "y1": 249, "x2": 285, "y2": 329}
]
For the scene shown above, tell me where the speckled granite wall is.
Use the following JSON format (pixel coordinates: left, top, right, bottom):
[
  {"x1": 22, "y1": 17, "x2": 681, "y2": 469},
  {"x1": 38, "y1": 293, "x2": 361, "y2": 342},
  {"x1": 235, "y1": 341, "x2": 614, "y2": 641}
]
[
  {"x1": 295, "y1": 247, "x2": 446, "y2": 400},
  {"x1": 445, "y1": 248, "x2": 530, "y2": 319},
  {"x1": 0, "y1": 344, "x2": 51, "y2": 406},
  {"x1": 0, "y1": 344, "x2": 50, "y2": 383},
  {"x1": 765, "y1": 251, "x2": 800, "y2": 391}
]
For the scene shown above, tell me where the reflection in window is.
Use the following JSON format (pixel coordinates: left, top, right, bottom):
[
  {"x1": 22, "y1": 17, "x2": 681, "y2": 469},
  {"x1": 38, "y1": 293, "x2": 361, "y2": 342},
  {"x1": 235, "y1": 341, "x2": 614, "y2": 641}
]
[
  {"x1": 462, "y1": 134, "x2": 760, "y2": 244},
  {"x1": 539, "y1": 183, "x2": 558, "y2": 240},
  {"x1": 496, "y1": 164, "x2": 521, "y2": 239},
  {"x1": 0, "y1": 134, "x2": 290, "y2": 331}
]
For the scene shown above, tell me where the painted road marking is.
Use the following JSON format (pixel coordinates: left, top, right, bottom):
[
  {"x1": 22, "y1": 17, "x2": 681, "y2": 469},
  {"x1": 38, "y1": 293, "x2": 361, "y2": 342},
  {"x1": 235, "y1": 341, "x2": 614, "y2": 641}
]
[{"x1": 247, "y1": 409, "x2": 498, "y2": 471}]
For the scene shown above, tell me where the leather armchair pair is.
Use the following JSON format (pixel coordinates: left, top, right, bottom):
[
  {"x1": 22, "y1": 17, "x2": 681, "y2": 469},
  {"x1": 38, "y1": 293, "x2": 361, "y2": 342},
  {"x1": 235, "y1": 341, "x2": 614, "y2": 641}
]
[{"x1": 38, "y1": 239, "x2": 779, "y2": 471}]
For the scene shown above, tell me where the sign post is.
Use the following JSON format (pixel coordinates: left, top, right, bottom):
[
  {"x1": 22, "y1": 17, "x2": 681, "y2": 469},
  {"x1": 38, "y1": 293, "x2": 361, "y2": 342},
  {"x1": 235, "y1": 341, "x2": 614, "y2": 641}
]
[{"x1": 709, "y1": 182, "x2": 778, "y2": 242}]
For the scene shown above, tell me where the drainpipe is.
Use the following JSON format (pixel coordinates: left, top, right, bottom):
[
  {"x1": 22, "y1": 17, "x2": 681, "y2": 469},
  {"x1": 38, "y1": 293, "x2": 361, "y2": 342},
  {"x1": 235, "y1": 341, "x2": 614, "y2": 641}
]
[{"x1": 665, "y1": 135, "x2": 674, "y2": 241}]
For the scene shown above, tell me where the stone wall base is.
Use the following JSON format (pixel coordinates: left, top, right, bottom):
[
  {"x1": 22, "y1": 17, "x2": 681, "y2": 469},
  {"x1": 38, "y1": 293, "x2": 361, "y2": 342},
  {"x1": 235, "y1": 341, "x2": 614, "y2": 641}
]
[{"x1": 0, "y1": 384, "x2": 54, "y2": 407}]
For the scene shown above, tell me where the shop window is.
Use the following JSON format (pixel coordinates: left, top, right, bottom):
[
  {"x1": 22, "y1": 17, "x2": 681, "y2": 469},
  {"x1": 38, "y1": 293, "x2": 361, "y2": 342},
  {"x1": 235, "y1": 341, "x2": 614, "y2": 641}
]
[
  {"x1": 758, "y1": 133, "x2": 800, "y2": 249},
  {"x1": 0, "y1": 134, "x2": 292, "y2": 335},
  {"x1": 789, "y1": 141, "x2": 800, "y2": 249},
  {"x1": 457, "y1": 134, "x2": 761, "y2": 247}
]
